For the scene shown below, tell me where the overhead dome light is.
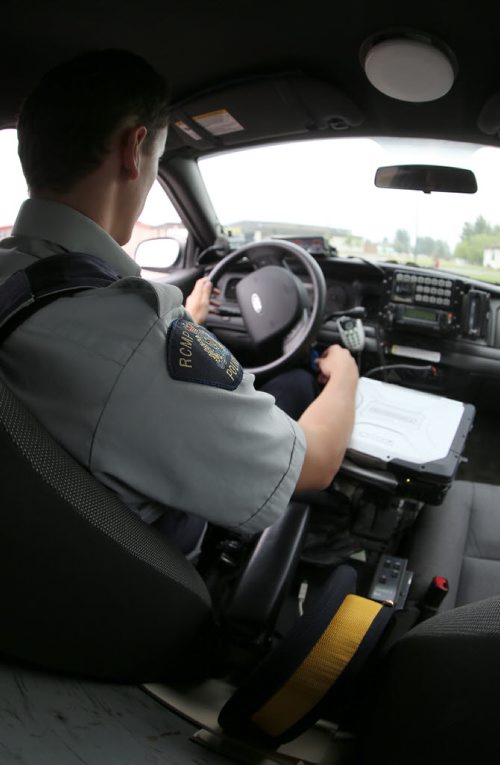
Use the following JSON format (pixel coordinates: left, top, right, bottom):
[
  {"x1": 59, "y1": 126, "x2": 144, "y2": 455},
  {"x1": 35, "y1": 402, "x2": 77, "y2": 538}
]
[{"x1": 362, "y1": 33, "x2": 456, "y2": 103}]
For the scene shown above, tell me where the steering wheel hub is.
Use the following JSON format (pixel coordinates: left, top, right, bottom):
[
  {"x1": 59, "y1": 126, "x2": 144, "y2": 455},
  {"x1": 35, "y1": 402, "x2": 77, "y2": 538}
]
[{"x1": 236, "y1": 265, "x2": 303, "y2": 346}]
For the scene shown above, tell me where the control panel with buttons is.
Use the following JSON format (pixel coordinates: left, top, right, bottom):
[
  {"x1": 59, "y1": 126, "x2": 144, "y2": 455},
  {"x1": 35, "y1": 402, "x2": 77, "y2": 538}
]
[
  {"x1": 391, "y1": 271, "x2": 456, "y2": 308},
  {"x1": 367, "y1": 555, "x2": 413, "y2": 609},
  {"x1": 383, "y1": 270, "x2": 462, "y2": 335}
]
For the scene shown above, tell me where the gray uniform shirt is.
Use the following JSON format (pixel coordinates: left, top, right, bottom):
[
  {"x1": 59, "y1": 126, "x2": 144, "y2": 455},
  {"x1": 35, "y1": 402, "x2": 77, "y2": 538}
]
[{"x1": 0, "y1": 199, "x2": 306, "y2": 534}]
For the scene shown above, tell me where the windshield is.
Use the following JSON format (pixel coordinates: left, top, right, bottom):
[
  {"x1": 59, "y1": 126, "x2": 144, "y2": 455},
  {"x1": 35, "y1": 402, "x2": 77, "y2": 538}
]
[{"x1": 199, "y1": 137, "x2": 500, "y2": 285}]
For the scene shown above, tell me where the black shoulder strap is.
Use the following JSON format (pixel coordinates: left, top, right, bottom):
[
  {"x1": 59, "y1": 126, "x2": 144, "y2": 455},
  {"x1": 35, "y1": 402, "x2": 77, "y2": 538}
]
[{"x1": 0, "y1": 253, "x2": 121, "y2": 343}]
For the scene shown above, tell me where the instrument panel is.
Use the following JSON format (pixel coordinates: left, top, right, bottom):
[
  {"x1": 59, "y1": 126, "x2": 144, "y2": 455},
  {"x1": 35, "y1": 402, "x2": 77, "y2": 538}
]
[
  {"x1": 206, "y1": 253, "x2": 500, "y2": 416},
  {"x1": 210, "y1": 257, "x2": 500, "y2": 370}
]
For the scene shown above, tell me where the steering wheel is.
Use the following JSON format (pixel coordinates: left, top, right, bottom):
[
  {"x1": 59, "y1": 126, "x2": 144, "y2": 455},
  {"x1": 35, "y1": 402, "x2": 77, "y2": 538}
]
[{"x1": 209, "y1": 240, "x2": 327, "y2": 378}]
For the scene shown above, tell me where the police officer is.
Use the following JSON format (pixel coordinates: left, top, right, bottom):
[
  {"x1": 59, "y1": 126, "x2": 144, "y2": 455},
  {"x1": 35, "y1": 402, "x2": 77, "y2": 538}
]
[{"x1": 0, "y1": 50, "x2": 358, "y2": 553}]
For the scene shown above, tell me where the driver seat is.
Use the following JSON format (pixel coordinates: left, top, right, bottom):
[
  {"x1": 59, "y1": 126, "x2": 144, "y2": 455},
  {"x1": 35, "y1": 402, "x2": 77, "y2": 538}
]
[
  {"x1": 0, "y1": 368, "x2": 400, "y2": 745},
  {"x1": 0, "y1": 371, "x2": 315, "y2": 684},
  {"x1": 0, "y1": 376, "x2": 213, "y2": 681}
]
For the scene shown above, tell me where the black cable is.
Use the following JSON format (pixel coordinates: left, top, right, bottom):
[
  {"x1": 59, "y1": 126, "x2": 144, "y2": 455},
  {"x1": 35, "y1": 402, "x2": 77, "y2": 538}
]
[
  {"x1": 323, "y1": 306, "x2": 367, "y2": 323},
  {"x1": 364, "y1": 363, "x2": 434, "y2": 380},
  {"x1": 343, "y1": 258, "x2": 387, "y2": 377},
  {"x1": 373, "y1": 323, "x2": 387, "y2": 381},
  {"x1": 346, "y1": 255, "x2": 386, "y2": 276}
]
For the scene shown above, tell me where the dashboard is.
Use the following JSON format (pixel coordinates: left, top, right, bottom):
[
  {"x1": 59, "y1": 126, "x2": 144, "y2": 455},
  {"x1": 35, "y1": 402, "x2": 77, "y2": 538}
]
[{"x1": 205, "y1": 254, "x2": 500, "y2": 408}]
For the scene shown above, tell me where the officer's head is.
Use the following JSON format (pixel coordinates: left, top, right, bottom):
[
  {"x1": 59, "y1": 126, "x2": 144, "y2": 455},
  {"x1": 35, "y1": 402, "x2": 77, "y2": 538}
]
[{"x1": 17, "y1": 49, "x2": 170, "y2": 243}]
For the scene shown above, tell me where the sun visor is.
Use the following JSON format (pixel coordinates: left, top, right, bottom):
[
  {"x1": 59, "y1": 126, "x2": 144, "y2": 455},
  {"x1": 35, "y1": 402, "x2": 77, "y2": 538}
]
[{"x1": 166, "y1": 74, "x2": 363, "y2": 154}]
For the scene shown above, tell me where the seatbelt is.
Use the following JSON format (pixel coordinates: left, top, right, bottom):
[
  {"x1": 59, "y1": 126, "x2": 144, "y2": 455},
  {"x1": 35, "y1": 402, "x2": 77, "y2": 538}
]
[
  {"x1": 0, "y1": 253, "x2": 121, "y2": 343},
  {"x1": 419, "y1": 575, "x2": 449, "y2": 620}
]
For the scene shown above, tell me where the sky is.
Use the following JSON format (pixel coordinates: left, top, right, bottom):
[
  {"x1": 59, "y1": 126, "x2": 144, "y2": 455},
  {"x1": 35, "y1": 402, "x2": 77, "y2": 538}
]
[{"x1": 3, "y1": 129, "x2": 500, "y2": 250}]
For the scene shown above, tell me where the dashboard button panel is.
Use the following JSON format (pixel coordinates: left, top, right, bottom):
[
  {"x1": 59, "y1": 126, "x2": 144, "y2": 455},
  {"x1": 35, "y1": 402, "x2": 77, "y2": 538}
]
[{"x1": 384, "y1": 270, "x2": 463, "y2": 335}]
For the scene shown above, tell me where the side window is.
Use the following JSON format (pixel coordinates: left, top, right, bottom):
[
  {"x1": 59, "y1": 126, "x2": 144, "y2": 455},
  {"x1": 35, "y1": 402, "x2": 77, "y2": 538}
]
[
  {"x1": 0, "y1": 129, "x2": 28, "y2": 236},
  {"x1": 124, "y1": 180, "x2": 188, "y2": 266},
  {"x1": 0, "y1": 128, "x2": 187, "y2": 266}
]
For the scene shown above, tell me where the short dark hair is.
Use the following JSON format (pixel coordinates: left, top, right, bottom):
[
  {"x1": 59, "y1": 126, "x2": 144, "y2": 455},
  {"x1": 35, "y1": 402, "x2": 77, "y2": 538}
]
[{"x1": 17, "y1": 49, "x2": 170, "y2": 193}]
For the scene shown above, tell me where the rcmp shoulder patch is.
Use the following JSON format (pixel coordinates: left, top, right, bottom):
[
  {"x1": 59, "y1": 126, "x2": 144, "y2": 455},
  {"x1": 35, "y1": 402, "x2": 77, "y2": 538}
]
[{"x1": 166, "y1": 317, "x2": 243, "y2": 390}]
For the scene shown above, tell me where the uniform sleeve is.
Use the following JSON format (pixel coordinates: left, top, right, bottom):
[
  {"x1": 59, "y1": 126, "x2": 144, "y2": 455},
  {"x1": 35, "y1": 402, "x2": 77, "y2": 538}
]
[{"x1": 90, "y1": 314, "x2": 306, "y2": 534}]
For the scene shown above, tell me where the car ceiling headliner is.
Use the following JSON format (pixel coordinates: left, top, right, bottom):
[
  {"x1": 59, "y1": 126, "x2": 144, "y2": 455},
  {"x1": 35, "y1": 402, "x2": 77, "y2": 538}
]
[{"x1": 2, "y1": 0, "x2": 500, "y2": 157}]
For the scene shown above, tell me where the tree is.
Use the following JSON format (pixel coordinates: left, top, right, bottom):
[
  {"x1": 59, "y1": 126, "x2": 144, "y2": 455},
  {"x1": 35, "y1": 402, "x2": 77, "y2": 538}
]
[
  {"x1": 454, "y1": 233, "x2": 500, "y2": 265},
  {"x1": 433, "y1": 240, "x2": 451, "y2": 260},
  {"x1": 394, "y1": 229, "x2": 411, "y2": 254},
  {"x1": 461, "y1": 215, "x2": 500, "y2": 240},
  {"x1": 457, "y1": 216, "x2": 500, "y2": 264},
  {"x1": 415, "y1": 236, "x2": 451, "y2": 259}
]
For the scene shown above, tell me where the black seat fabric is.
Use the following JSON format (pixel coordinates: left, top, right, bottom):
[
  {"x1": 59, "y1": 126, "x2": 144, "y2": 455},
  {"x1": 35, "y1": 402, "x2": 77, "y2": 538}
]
[
  {"x1": 404, "y1": 481, "x2": 500, "y2": 609},
  {"x1": 361, "y1": 595, "x2": 500, "y2": 764},
  {"x1": 0, "y1": 379, "x2": 212, "y2": 682}
]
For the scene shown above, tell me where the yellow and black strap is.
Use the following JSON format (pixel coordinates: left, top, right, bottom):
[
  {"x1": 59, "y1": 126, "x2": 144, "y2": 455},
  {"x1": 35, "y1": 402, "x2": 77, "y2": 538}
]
[{"x1": 219, "y1": 564, "x2": 394, "y2": 745}]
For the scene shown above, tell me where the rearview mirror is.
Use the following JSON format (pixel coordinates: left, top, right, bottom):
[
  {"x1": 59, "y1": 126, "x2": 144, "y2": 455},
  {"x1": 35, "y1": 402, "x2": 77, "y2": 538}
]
[
  {"x1": 375, "y1": 164, "x2": 478, "y2": 194},
  {"x1": 135, "y1": 237, "x2": 181, "y2": 270}
]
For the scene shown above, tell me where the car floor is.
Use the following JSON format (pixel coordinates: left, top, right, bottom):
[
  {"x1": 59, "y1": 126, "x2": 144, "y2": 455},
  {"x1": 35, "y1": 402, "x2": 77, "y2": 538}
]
[
  {"x1": 0, "y1": 659, "x2": 230, "y2": 765},
  {"x1": 0, "y1": 657, "x2": 354, "y2": 765},
  {"x1": 145, "y1": 679, "x2": 353, "y2": 764}
]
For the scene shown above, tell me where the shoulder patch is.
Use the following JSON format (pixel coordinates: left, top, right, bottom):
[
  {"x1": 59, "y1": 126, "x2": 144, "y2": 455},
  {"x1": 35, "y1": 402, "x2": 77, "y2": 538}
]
[{"x1": 166, "y1": 318, "x2": 243, "y2": 390}]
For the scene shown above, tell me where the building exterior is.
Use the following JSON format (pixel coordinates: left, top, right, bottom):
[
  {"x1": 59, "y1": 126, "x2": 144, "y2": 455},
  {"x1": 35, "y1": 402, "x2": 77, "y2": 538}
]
[{"x1": 484, "y1": 246, "x2": 500, "y2": 269}]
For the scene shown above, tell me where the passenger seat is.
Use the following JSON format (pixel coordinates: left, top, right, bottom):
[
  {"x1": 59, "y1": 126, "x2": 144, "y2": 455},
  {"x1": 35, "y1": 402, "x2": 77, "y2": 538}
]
[
  {"x1": 360, "y1": 480, "x2": 500, "y2": 764},
  {"x1": 403, "y1": 480, "x2": 500, "y2": 610}
]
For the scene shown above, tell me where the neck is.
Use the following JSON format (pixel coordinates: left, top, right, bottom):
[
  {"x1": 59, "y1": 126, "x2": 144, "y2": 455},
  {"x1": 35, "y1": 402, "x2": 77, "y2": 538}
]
[{"x1": 32, "y1": 159, "x2": 129, "y2": 245}]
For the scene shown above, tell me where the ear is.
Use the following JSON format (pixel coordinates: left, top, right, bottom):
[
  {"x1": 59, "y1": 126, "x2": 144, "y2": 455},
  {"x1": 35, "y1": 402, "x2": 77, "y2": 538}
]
[{"x1": 121, "y1": 125, "x2": 148, "y2": 180}]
